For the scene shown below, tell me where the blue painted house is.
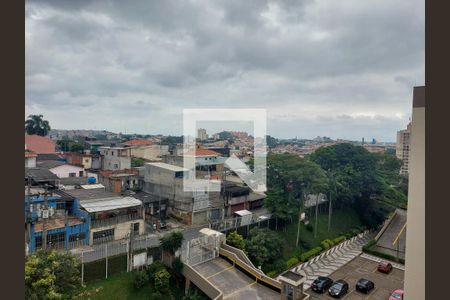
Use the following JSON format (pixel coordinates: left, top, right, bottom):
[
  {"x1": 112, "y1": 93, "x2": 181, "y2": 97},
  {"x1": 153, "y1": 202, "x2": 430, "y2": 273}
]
[{"x1": 25, "y1": 189, "x2": 90, "y2": 253}]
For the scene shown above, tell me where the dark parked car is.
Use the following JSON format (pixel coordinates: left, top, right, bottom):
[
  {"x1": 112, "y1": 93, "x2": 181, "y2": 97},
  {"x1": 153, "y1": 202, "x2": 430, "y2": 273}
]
[
  {"x1": 355, "y1": 278, "x2": 375, "y2": 293},
  {"x1": 328, "y1": 280, "x2": 349, "y2": 298},
  {"x1": 377, "y1": 261, "x2": 393, "y2": 273},
  {"x1": 311, "y1": 276, "x2": 333, "y2": 293}
]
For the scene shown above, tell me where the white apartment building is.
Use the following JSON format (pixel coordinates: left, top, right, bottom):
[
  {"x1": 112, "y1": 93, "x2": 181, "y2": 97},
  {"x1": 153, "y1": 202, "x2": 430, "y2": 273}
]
[{"x1": 396, "y1": 122, "x2": 412, "y2": 176}]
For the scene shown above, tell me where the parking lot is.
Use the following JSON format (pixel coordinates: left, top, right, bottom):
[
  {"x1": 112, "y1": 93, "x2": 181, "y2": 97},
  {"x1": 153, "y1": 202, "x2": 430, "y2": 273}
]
[{"x1": 307, "y1": 256, "x2": 404, "y2": 300}]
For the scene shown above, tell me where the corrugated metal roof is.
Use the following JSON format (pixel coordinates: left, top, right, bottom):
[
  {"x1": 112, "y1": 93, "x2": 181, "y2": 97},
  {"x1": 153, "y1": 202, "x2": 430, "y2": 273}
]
[{"x1": 80, "y1": 196, "x2": 142, "y2": 213}]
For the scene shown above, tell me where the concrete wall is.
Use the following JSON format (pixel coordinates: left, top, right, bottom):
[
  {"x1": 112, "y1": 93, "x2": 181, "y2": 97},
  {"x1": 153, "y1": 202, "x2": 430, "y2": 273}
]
[
  {"x1": 130, "y1": 145, "x2": 169, "y2": 160},
  {"x1": 25, "y1": 157, "x2": 36, "y2": 168},
  {"x1": 89, "y1": 219, "x2": 145, "y2": 245},
  {"x1": 404, "y1": 88, "x2": 425, "y2": 300}
]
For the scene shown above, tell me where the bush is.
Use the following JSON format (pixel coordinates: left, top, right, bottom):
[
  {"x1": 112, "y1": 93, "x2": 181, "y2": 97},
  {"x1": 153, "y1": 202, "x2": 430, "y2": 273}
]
[
  {"x1": 147, "y1": 261, "x2": 166, "y2": 282},
  {"x1": 133, "y1": 270, "x2": 148, "y2": 290},
  {"x1": 299, "y1": 246, "x2": 322, "y2": 262},
  {"x1": 320, "y1": 239, "x2": 334, "y2": 250},
  {"x1": 362, "y1": 239, "x2": 377, "y2": 251},
  {"x1": 287, "y1": 257, "x2": 299, "y2": 268},
  {"x1": 306, "y1": 223, "x2": 313, "y2": 232},
  {"x1": 267, "y1": 271, "x2": 278, "y2": 278},
  {"x1": 154, "y1": 268, "x2": 171, "y2": 293},
  {"x1": 333, "y1": 236, "x2": 346, "y2": 244}
]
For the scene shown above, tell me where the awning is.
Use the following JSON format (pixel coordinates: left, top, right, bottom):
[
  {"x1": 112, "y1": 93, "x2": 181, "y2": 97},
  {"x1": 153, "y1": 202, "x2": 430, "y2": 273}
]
[
  {"x1": 80, "y1": 196, "x2": 142, "y2": 213},
  {"x1": 234, "y1": 209, "x2": 252, "y2": 217}
]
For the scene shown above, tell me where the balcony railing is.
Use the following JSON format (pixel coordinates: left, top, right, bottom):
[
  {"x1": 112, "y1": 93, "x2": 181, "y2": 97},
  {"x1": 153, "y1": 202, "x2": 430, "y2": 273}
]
[{"x1": 91, "y1": 213, "x2": 142, "y2": 229}]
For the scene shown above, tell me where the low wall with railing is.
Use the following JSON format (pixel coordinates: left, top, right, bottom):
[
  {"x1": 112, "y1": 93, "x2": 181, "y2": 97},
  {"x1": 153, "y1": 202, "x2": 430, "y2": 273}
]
[
  {"x1": 219, "y1": 247, "x2": 282, "y2": 292},
  {"x1": 182, "y1": 263, "x2": 223, "y2": 300}
]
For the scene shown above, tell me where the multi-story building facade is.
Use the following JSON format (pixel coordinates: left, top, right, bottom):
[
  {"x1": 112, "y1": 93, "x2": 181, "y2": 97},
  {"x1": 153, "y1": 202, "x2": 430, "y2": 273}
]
[
  {"x1": 396, "y1": 122, "x2": 412, "y2": 176},
  {"x1": 99, "y1": 146, "x2": 132, "y2": 170},
  {"x1": 404, "y1": 86, "x2": 425, "y2": 300}
]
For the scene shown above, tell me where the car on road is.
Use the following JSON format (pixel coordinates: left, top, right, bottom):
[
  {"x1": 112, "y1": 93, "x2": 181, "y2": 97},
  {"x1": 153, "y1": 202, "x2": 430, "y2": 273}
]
[
  {"x1": 328, "y1": 279, "x2": 349, "y2": 298},
  {"x1": 377, "y1": 261, "x2": 393, "y2": 273},
  {"x1": 355, "y1": 278, "x2": 375, "y2": 293},
  {"x1": 311, "y1": 276, "x2": 333, "y2": 293},
  {"x1": 389, "y1": 289, "x2": 404, "y2": 300}
]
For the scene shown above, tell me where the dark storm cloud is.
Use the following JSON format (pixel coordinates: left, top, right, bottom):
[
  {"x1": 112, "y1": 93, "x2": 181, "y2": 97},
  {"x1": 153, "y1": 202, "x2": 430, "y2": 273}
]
[{"x1": 25, "y1": 0, "x2": 424, "y2": 140}]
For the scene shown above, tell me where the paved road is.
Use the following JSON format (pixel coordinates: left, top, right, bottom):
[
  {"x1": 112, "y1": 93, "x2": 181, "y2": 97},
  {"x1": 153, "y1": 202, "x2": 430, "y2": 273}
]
[
  {"x1": 287, "y1": 231, "x2": 374, "y2": 290},
  {"x1": 373, "y1": 209, "x2": 406, "y2": 259}
]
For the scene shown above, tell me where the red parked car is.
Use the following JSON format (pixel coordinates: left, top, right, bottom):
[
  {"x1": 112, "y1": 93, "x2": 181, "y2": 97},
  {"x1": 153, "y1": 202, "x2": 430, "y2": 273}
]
[
  {"x1": 377, "y1": 261, "x2": 393, "y2": 273},
  {"x1": 389, "y1": 289, "x2": 404, "y2": 300}
]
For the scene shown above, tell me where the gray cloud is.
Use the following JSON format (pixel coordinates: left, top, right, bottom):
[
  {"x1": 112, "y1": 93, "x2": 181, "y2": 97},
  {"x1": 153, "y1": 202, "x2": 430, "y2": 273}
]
[{"x1": 25, "y1": 0, "x2": 424, "y2": 141}]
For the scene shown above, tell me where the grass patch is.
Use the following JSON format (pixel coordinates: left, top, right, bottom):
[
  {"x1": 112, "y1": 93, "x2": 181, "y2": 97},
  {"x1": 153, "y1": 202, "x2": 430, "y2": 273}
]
[
  {"x1": 279, "y1": 208, "x2": 363, "y2": 261},
  {"x1": 75, "y1": 270, "x2": 184, "y2": 300},
  {"x1": 75, "y1": 271, "x2": 154, "y2": 300}
]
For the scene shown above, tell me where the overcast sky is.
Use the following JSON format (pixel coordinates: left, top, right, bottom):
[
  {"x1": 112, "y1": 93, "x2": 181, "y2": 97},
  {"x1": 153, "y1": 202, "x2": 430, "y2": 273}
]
[{"x1": 25, "y1": 0, "x2": 424, "y2": 142}]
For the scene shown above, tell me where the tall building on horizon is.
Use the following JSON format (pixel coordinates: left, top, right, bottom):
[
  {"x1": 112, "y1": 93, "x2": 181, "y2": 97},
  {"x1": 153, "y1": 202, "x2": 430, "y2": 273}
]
[
  {"x1": 197, "y1": 128, "x2": 208, "y2": 141},
  {"x1": 396, "y1": 121, "x2": 412, "y2": 176}
]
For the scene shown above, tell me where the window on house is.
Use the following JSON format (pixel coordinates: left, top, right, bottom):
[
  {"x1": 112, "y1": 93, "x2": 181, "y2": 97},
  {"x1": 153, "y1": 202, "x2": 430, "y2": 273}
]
[
  {"x1": 47, "y1": 232, "x2": 66, "y2": 245},
  {"x1": 79, "y1": 171, "x2": 84, "y2": 177},
  {"x1": 69, "y1": 232, "x2": 86, "y2": 242},
  {"x1": 114, "y1": 164, "x2": 119, "y2": 169},
  {"x1": 35, "y1": 236, "x2": 42, "y2": 249},
  {"x1": 111, "y1": 151, "x2": 114, "y2": 156},
  {"x1": 56, "y1": 202, "x2": 65, "y2": 210},
  {"x1": 133, "y1": 222, "x2": 140, "y2": 234},
  {"x1": 69, "y1": 173, "x2": 76, "y2": 177},
  {"x1": 93, "y1": 229, "x2": 115, "y2": 244}
]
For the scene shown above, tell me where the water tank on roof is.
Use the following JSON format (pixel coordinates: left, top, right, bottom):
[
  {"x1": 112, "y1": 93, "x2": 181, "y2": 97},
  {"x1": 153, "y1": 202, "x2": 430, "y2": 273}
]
[{"x1": 87, "y1": 177, "x2": 97, "y2": 184}]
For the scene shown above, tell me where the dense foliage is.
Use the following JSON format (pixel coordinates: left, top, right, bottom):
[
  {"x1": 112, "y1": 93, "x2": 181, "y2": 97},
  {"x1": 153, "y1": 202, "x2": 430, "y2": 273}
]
[
  {"x1": 25, "y1": 250, "x2": 80, "y2": 299},
  {"x1": 309, "y1": 143, "x2": 406, "y2": 228},
  {"x1": 264, "y1": 144, "x2": 406, "y2": 230},
  {"x1": 246, "y1": 228, "x2": 284, "y2": 267},
  {"x1": 265, "y1": 154, "x2": 329, "y2": 225},
  {"x1": 160, "y1": 231, "x2": 184, "y2": 255},
  {"x1": 25, "y1": 114, "x2": 51, "y2": 136},
  {"x1": 226, "y1": 231, "x2": 246, "y2": 252}
]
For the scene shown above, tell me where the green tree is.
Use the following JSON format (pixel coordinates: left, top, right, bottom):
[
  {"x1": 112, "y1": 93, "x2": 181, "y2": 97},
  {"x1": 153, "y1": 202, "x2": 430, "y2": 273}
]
[
  {"x1": 70, "y1": 143, "x2": 86, "y2": 153},
  {"x1": 131, "y1": 157, "x2": 145, "y2": 167},
  {"x1": 226, "y1": 231, "x2": 246, "y2": 252},
  {"x1": 25, "y1": 114, "x2": 51, "y2": 136},
  {"x1": 154, "y1": 268, "x2": 171, "y2": 294},
  {"x1": 25, "y1": 250, "x2": 80, "y2": 299},
  {"x1": 160, "y1": 231, "x2": 184, "y2": 255},
  {"x1": 246, "y1": 228, "x2": 283, "y2": 267}
]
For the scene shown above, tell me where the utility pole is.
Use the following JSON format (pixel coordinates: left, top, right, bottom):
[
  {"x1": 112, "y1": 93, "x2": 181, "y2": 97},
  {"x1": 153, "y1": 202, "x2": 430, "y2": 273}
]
[
  {"x1": 42, "y1": 185, "x2": 49, "y2": 250},
  {"x1": 26, "y1": 176, "x2": 32, "y2": 249}
]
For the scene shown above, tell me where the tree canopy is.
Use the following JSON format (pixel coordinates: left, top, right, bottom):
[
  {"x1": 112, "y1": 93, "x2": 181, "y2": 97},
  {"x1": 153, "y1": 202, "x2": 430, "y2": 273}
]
[
  {"x1": 25, "y1": 114, "x2": 51, "y2": 136},
  {"x1": 246, "y1": 227, "x2": 283, "y2": 267},
  {"x1": 265, "y1": 154, "x2": 329, "y2": 222},
  {"x1": 25, "y1": 250, "x2": 80, "y2": 299},
  {"x1": 159, "y1": 231, "x2": 184, "y2": 255}
]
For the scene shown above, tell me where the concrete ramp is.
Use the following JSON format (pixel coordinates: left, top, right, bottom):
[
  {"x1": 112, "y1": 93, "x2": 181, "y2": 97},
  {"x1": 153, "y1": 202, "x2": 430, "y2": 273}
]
[{"x1": 193, "y1": 257, "x2": 280, "y2": 299}]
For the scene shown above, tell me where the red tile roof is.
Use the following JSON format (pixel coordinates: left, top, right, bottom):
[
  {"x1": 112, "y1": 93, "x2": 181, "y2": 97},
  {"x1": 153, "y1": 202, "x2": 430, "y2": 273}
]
[
  {"x1": 123, "y1": 139, "x2": 153, "y2": 146},
  {"x1": 184, "y1": 146, "x2": 220, "y2": 157},
  {"x1": 25, "y1": 134, "x2": 56, "y2": 154}
]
